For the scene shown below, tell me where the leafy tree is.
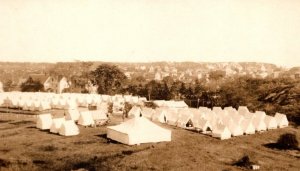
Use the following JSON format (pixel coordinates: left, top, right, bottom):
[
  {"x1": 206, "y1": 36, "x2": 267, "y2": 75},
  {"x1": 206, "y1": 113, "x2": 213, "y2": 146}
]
[
  {"x1": 170, "y1": 80, "x2": 183, "y2": 100},
  {"x1": 145, "y1": 81, "x2": 171, "y2": 100},
  {"x1": 90, "y1": 64, "x2": 127, "y2": 95},
  {"x1": 21, "y1": 77, "x2": 44, "y2": 92},
  {"x1": 4, "y1": 79, "x2": 12, "y2": 92},
  {"x1": 208, "y1": 70, "x2": 226, "y2": 80}
]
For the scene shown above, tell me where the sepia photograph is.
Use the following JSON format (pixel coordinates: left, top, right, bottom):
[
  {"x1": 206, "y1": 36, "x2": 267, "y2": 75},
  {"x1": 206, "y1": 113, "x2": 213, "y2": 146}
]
[{"x1": 0, "y1": 0, "x2": 299, "y2": 170}]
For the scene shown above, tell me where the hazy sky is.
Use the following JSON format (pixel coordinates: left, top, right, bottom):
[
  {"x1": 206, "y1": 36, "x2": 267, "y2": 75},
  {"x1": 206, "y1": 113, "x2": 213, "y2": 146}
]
[{"x1": 0, "y1": 0, "x2": 299, "y2": 67}]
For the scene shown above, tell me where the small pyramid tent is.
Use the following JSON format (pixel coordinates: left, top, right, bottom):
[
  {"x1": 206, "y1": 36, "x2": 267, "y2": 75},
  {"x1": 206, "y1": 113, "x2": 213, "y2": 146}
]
[
  {"x1": 36, "y1": 113, "x2": 53, "y2": 130},
  {"x1": 151, "y1": 108, "x2": 167, "y2": 123},
  {"x1": 65, "y1": 109, "x2": 81, "y2": 121},
  {"x1": 264, "y1": 115, "x2": 278, "y2": 130},
  {"x1": 274, "y1": 113, "x2": 289, "y2": 128},
  {"x1": 253, "y1": 111, "x2": 267, "y2": 131},
  {"x1": 176, "y1": 109, "x2": 193, "y2": 128},
  {"x1": 107, "y1": 116, "x2": 171, "y2": 145},
  {"x1": 228, "y1": 120, "x2": 243, "y2": 136},
  {"x1": 128, "y1": 106, "x2": 142, "y2": 118},
  {"x1": 212, "y1": 123, "x2": 231, "y2": 140},
  {"x1": 238, "y1": 106, "x2": 250, "y2": 116},
  {"x1": 193, "y1": 117, "x2": 212, "y2": 133},
  {"x1": 164, "y1": 108, "x2": 179, "y2": 126},
  {"x1": 241, "y1": 118, "x2": 255, "y2": 135},
  {"x1": 50, "y1": 118, "x2": 65, "y2": 133},
  {"x1": 78, "y1": 111, "x2": 95, "y2": 126},
  {"x1": 59, "y1": 120, "x2": 79, "y2": 136}
]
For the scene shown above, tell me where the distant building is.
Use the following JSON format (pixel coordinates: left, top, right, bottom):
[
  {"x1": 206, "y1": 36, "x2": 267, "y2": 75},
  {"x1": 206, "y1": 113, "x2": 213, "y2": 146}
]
[
  {"x1": 154, "y1": 72, "x2": 162, "y2": 81},
  {"x1": 44, "y1": 76, "x2": 56, "y2": 91},
  {"x1": 124, "y1": 72, "x2": 132, "y2": 79}
]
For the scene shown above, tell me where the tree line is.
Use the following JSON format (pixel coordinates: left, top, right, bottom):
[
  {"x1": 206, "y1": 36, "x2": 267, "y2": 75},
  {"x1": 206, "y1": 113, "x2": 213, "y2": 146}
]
[{"x1": 18, "y1": 64, "x2": 300, "y2": 125}]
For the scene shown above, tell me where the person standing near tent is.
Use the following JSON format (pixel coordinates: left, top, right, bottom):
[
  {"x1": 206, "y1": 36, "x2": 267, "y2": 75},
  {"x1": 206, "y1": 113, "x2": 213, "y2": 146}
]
[{"x1": 122, "y1": 109, "x2": 126, "y2": 122}]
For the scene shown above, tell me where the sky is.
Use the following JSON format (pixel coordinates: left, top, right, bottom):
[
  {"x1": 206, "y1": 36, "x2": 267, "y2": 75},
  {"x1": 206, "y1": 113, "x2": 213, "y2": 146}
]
[{"x1": 0, "y1": 0, "x2": 299, "y2": 67}]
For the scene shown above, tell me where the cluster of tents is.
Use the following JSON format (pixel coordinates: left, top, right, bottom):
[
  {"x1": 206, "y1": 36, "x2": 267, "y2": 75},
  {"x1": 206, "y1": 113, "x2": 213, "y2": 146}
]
[
  {"x1": 36, "y1": 109, "x2": 109, "y2": 136},
  {"x1": 127, "y1": 106, "x2": 289, "y2": 140},
  {"x1": 0, "y1": 92, "x2": 147, "y2": 112},
  {"x1": 0, "y1": 92, "x2": 289, "y2": 143}
]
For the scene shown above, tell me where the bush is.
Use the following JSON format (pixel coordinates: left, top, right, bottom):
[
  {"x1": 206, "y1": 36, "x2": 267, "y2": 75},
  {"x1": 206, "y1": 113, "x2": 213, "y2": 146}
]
[
  {"x1": 233, "y1": 155, "x2": 253, "y2": 169},
  {"x1": 276, "y1": 133, "x2": 299, "y2": 150}
]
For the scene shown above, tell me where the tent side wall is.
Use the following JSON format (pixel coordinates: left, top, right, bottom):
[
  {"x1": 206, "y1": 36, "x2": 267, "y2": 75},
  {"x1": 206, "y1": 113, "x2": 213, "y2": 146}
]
[{"x1": 107, "y1": 128, "x2": 130, "y2": 145}]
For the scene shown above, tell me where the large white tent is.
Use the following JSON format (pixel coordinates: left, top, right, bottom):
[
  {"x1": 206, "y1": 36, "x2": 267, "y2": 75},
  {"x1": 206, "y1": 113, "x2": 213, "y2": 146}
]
[{"x1": 107, "y1": 116, "x2": 171, "y2": 145}]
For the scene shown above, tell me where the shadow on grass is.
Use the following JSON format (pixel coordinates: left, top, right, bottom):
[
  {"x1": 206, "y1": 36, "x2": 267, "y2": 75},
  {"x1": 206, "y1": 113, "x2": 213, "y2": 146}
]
[
  {"x1": 39, "y1": 145, "x2": 59, "y2": 152},
  {"x1": 95, "y1": 134, "x2": 122, "y2": 144},
  {"x1": 0, "y1": 120, "x2": 12, "y2": 124},
  {"x1": 73, "y1": 140, "x2": 98, "y2": 145},
  {"x1": 10, "y1": 120, "x2": 34, "y2": 126},
  {"x1": 264, "y1": 143, "x2": 300, "y2": 151}
]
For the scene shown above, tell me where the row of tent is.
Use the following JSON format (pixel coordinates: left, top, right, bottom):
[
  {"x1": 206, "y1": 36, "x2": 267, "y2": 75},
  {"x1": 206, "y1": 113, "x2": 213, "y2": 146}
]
[
  {"x1": 0, "y1": 92, "x2": 147, "y2": 111},
  {"x1": 127, "y1": 106, "x2": 289, "y2": 140},
  {"x1": 36, "y1": 109, "x2": 109, "y2": 136}
]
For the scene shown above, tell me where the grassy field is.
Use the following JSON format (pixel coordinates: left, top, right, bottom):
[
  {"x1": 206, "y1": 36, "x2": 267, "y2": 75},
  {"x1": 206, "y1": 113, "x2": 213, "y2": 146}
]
[{"x1": 0, "y1": 112, "x2": 299, "y2": 171}]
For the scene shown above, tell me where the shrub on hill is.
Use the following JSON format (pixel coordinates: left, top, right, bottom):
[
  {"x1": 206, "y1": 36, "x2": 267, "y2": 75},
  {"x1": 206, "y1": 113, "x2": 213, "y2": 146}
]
[{"x1": 276, "y1": 133, "x2": 299, "y2": 150}]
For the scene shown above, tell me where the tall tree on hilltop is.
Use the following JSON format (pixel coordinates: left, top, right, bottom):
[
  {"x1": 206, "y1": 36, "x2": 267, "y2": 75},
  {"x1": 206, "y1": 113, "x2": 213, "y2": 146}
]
[{"x1": 90, "y1": 64, "x2": 127, "y2": 95}]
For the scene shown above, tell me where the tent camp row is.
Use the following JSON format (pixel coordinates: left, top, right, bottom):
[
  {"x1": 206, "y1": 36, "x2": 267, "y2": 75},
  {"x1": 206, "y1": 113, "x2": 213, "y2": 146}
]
[
  {"x1": 130, "y1": 106, "x2": 288, "y2": 140},
  {"x1": 0, "y1": 92, "x2": 147, "y2": 111},
  {"x1": 36, "y1": 109, "x2": 109, "y2": 136}
]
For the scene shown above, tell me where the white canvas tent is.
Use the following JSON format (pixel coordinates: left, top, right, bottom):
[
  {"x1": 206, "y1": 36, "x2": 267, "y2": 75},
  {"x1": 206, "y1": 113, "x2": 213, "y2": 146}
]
[
  {"x1": 50, "y1": 118, "x2": 65, "y2": 133},
  {"x1": 151, "y1": 108, "x2": 167, "y2": 123},
  {"x1": 253, "y1": 111, "x2": 267, "y2": 131},
  {"x1": 274, "y1": 113, "x2": 289, "y2": 128},
  {"x1": 90, "y1": 110, "x2": 108, "y2": 120},
  {"x1": 176, "y1": 109, "x2": 193, "y2": 128},
  {"x1": 228, "y1": 120, "x2": 243, "y2": 136},
  {"x1": 65, "y1": 109, "x2": 81, "y2": 121},
  {"x1": 212, "y1": 123, "x2": 231, "y2": 140},
  {"x1": 65, "y1": 100, "x2": 78, "y2": 110},
  {"x1": 78, "y1": 111, "x2": 95, "y2": 126},
  {"x1": 238, "y1": 106, "x2": 250, "y2": 116},
  {"x1": 164, "y1": 108, "x2": 179, "y2": 126},
  {"x1": 59, "y1": 120, "x2": 79, "y2": 136},
  {"x1": 107, "y1": 116, "x2": 171, "y2": 145},
  {"x1": 128, "y1": 106, "x2": 142, "y2": 118},
  {"x1": 241, "y1": 118, "x2": 255, "y2": 135},
  {"x1": 36, "y1": 113, "x2": 53, "y2": 130},
  {"x1": 193, "y1": 117, "x2": 212, "y2": 133},
  {"x1": 264, "y1": 115, "x2": 278, "y2": 130},
  {"x1": 141, "y1": 107, "x2": 155, "y2": 119}
]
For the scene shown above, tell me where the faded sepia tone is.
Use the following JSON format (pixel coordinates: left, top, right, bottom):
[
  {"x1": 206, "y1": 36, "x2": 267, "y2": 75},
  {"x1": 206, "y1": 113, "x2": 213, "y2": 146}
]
[
  {"x1": 0, "y1": 0, "x2": 300, "y2": 67},
  {"x1": 0, "y1": 1, "x2": 300, "y2": 171}
]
